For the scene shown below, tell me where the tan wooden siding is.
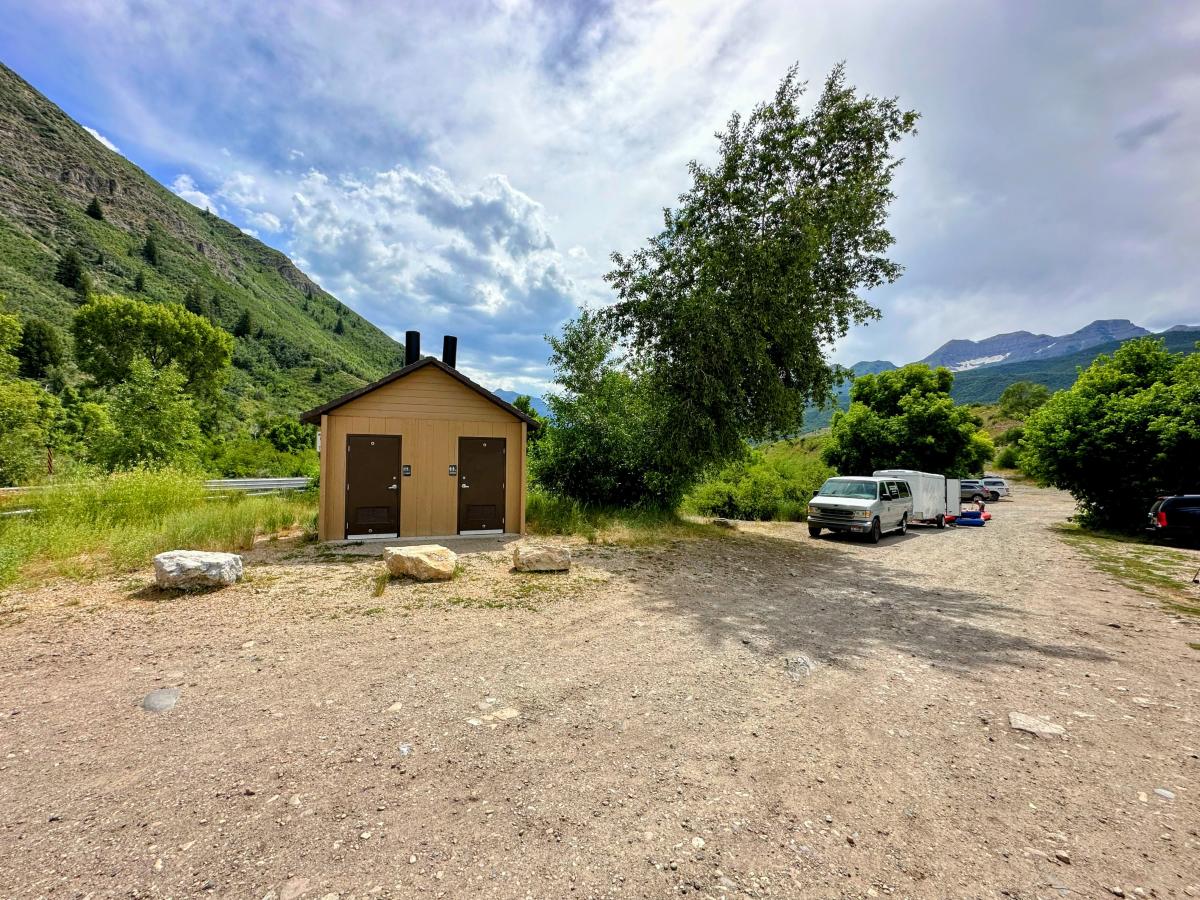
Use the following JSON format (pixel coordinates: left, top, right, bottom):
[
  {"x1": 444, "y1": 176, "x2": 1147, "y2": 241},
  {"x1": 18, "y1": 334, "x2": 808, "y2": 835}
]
[
  {"x1": 332, "y1": 365, "x2": 515, "y2": 422},
  {"x1": 317, "y1": 366, "x2": 525, "y2": 540}
]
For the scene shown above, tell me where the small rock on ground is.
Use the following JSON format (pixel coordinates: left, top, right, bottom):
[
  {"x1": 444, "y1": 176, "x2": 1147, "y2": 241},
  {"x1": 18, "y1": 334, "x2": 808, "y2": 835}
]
[
  {"x1": 1008, "y1": 711, "x2": 1067, "y2": 738},
  {"x1": 141, "y1": 687, "x2": 181, "y2": 714}
]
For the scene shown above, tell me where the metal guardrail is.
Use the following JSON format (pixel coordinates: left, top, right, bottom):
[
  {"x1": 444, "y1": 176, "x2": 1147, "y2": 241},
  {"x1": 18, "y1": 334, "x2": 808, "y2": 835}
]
[
  {"x1": 1, "y1": 477, "x2": 313, "y2": 500},
  {"x1": 203, "y1": 477, "x2": 313, "y2": 494}
]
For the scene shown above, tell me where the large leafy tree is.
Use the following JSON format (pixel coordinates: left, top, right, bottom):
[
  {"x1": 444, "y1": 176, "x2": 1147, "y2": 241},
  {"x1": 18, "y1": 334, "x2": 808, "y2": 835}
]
[
  {"x1": 1022, "y1": 338, "x2": 1200, "y2": 529},
  {"x1": 598, "y1": 65, "x2": 918, "y2": 492},
  {"x1": 533, "y1": 311, "x2": 675, "y2": 505},
  {"x1": 822, "y1": 364, "x2": 993, "y2": 477},
  {"x1": 72, "y1": 294, "x2": 233, "y2": 398},
  {"x1": 92, "y1": 357, "x2": 202, "y2": 471}
]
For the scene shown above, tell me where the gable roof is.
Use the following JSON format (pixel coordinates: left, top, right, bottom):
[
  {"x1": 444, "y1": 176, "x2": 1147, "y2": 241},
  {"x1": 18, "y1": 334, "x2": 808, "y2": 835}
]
[{"x1": 299, "y1": 356, "x2": 541, "y2": 428}]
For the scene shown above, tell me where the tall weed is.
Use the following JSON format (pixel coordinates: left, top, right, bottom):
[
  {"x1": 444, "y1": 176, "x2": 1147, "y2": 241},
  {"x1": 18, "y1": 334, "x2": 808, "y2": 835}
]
[{"x1": 0, "y1": 470, "x2": 314, "y2": 588}]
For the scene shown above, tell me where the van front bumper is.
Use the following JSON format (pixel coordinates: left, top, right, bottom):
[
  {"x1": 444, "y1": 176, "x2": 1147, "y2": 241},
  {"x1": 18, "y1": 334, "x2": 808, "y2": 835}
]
[{"x1": 808, "y1": 515, "x2": 872, "y2": 532}]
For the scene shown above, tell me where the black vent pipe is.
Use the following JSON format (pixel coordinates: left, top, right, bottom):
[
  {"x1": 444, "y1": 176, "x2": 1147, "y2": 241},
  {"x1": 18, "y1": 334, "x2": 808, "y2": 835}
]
[
  {"x1": 442, "y1": 335, "x2": 458, "y2": 368},
  {"x1": 404, "y1": 330, "x2": 420, "y2": 366}
]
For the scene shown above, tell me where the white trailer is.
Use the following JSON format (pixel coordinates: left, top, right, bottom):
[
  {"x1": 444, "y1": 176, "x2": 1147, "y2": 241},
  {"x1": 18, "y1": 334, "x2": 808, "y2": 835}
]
[{"x1": 874, "y1": 469, "x2": 955, "y2": 528}]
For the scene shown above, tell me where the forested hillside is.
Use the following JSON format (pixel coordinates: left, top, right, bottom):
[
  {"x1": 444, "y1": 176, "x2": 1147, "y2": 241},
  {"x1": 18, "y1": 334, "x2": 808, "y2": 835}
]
[{"x1": 0, "y1": 61, "x2": 403, "y2": 419}]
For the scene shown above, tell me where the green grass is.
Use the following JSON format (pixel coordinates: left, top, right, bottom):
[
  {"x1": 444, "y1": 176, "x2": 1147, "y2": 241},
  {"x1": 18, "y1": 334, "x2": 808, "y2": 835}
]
[
  {"x1": 1056, "y1": 524, "x2": 1200, "y2": 618},
  {"x1": 526, "y1": 489, "x2": 722, "y2": 545},
  {"x1": 0, "y1": 469, "x2": 315, "y2": 588}
]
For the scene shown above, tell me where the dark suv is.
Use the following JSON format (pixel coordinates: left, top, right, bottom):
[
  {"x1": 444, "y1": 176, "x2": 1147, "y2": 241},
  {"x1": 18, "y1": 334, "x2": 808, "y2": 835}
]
[
  {"x1": 960, "y1": 480, "x2": 998, "y2": 503},
  {"x1": 1147, "y1": 495, "x2": 1200, "y2": 543}
]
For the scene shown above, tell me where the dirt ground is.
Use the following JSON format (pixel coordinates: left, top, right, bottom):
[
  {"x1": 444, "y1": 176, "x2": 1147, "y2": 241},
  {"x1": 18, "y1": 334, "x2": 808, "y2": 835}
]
[{"x1": 1, "y1": 485, "x2": 1198, "y2": 899}]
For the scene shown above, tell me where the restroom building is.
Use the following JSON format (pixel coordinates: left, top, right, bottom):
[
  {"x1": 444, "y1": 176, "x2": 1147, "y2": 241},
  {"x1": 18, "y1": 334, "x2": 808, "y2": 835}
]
[{"x1": 300, "y1": 332, "x2": 539, "y2": 541}]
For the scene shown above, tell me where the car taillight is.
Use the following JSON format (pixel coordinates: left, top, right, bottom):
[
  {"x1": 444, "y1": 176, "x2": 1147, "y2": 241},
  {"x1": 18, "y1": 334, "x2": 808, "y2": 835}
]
[{"x1": 1156, "y1": 510, "x2": 1168, "y2": 527}]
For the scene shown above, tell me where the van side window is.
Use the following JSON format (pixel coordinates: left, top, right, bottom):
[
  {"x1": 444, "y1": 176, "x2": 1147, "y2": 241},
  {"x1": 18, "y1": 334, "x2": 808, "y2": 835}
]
[
  {"x1": 897, "y1": 482, "x2": 911, "y2": 499},
  {"x1": 886, "y1": 481, "x2": 900, "y2": 498}
]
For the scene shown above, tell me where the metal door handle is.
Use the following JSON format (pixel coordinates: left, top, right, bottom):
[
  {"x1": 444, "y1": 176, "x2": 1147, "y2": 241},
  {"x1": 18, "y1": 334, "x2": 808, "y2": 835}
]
[
  {"x1": 461, "y1": 483, "x2": 469, "y2": 489},
  {"x1": 387, "y1": 484, "x2": 398, "y2": 490}
]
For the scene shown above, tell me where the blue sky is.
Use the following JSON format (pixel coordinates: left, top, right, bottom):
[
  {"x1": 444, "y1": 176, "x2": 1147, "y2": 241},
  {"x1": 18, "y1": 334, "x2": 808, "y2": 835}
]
[{"x1": 2, "y1": 1, "x2": 1197, "y2": 393}]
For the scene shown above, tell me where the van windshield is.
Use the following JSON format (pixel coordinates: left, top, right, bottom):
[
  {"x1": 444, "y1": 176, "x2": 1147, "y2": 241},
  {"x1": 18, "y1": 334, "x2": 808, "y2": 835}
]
[{"x1": 817, "y1": 479, "x2": 878, "y2": 500}]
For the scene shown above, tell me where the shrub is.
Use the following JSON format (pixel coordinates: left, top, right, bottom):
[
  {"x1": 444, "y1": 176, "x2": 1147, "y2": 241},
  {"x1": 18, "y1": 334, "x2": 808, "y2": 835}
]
[
  {"x1": 995, "y1": 426, "x2": 1025, "y2": 447},
  {"x1": 995, "y1": 446, "x2": 1020, "y2": 469},
  {"x1": 685, "y1": 442, "x2": 834, "y2": 521}
]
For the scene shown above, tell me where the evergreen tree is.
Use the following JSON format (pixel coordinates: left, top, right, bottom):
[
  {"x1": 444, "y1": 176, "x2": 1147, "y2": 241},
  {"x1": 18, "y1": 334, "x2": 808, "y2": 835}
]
[
  {"x1": 334, "y1": 316, "x2": 345, "y2": 335},
  {"x1": 55, "y1": 249, "x2": 86, "y2": 290},
  {"x1": 142, "y1": 235, "x2": 160, "y2": 267},
  {"x1": 133, "y1": 269, "x2": 147, "y2": 292},
  {"x1": 233, "y1": 309, "x2": 253, "y2": 337},
  {"x1": 16, "y1": 319, "x2": 65, "y2": 380},
  {"x1": 75, "y1": 271, "x2": 93, "y2": 303},
  {"x1": 86, "y1": 197, "x2": 104, "y2": 220},
  {"x1": 183, "y1": 284, "x2": 208, "y2": 317}
]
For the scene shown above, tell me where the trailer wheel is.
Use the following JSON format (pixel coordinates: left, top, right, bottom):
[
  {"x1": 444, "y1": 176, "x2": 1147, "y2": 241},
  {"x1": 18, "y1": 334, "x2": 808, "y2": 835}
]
[{"x1": 935, "y1": 514, "x2": 945, "y2": 529}]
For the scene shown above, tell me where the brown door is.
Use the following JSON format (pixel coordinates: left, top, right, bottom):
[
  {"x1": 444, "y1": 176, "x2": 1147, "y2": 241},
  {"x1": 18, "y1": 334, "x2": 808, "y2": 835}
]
[
  {"x1": 345, "y1": 435, "x2": 401, "y2": 538},
  {"x1": 457, "y1": 437, "x2": 506, "y2": 533}
]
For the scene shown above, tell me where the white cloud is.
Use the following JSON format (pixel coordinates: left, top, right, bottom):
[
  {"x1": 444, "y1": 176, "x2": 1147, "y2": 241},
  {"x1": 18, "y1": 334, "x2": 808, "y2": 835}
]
[
  {"x1": 83, "y1": 126, "x2": 122, "y2": 155},
  {"x1": 170, "y1": 173, "x2": 218, "y2": 213},
  {"x1": 218, "y1": 171, "x2": 265, "y2": 207},
  {"x1": 247, "y1": 210, "x2": 282, "y2": 232},
  {"x1": 279, "y1": 165, "x2": 576, "y2": 387}
]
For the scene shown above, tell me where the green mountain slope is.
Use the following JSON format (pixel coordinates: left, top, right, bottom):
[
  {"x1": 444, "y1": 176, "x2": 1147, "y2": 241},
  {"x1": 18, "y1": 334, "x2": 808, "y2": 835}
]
[{"x1": 0, "y1": 61, "x2": 404, "y2": 417}]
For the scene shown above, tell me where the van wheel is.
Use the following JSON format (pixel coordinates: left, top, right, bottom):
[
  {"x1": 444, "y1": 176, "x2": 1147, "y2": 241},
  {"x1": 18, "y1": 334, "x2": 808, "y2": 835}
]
[
  {"x1": 808, "y1": 525, "x2": 821, "y2": 538},
  {"x1": 898, "y1": 514, "x2": 907, "y2": 536},
  {"x1": 971, "y1": 494, "x2": 984, "y2": 502},
  {"x1": 935, "y1": 514, "x2": 945, "y2": 529},
  {"x1": 867, "y1": 518, "x2": 881, "y2": 544}
]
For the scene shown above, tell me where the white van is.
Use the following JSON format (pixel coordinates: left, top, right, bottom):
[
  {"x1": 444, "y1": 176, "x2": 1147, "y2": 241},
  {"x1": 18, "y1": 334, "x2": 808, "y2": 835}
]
[
  {"x1": 807, "y1": 476, "x2": 914, "y2": 543},
  {"x1": 873, "y1": 469, "x2": 956, "y2": 528}
]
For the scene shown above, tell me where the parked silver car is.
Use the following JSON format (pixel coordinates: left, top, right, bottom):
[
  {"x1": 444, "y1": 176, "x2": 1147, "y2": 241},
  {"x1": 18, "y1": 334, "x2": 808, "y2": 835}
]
[{"x1": 807, "y1": 477, "x2": 914, "y2": 543}]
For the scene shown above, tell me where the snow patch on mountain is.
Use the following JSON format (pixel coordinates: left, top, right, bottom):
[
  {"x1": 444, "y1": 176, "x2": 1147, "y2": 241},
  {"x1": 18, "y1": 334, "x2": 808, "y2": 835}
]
[{"x1": 948, "y1": 353, "x2": 1010, "y2": 372}]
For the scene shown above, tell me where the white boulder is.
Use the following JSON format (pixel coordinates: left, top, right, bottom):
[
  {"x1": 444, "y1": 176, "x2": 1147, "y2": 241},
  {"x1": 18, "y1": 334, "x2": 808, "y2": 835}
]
[
  {"x1": 512, "y1": 542, "x2": 571, "y2": 573},
  {"x1": 384, "y1": 545, "x2": 457, "y2": 581},
  {"x1": 153, "y1": 550, "x2": 243, "y2": 590}
]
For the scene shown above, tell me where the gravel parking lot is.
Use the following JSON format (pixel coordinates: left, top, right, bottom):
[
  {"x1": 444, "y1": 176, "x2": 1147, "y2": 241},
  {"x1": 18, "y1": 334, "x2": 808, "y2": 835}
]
[{"x1": 1, "y1": 484, "x2": 1198, "y2": 898}]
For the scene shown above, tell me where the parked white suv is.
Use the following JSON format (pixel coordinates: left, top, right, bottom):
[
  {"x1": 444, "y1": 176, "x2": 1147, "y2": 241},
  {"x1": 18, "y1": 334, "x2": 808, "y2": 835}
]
[
  {"x1": 807, "y1": 477, "x2": 914, "y2": 544},
  {"x1": 981, "y1": 476, "x2": 1010, "y2": 499}
]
